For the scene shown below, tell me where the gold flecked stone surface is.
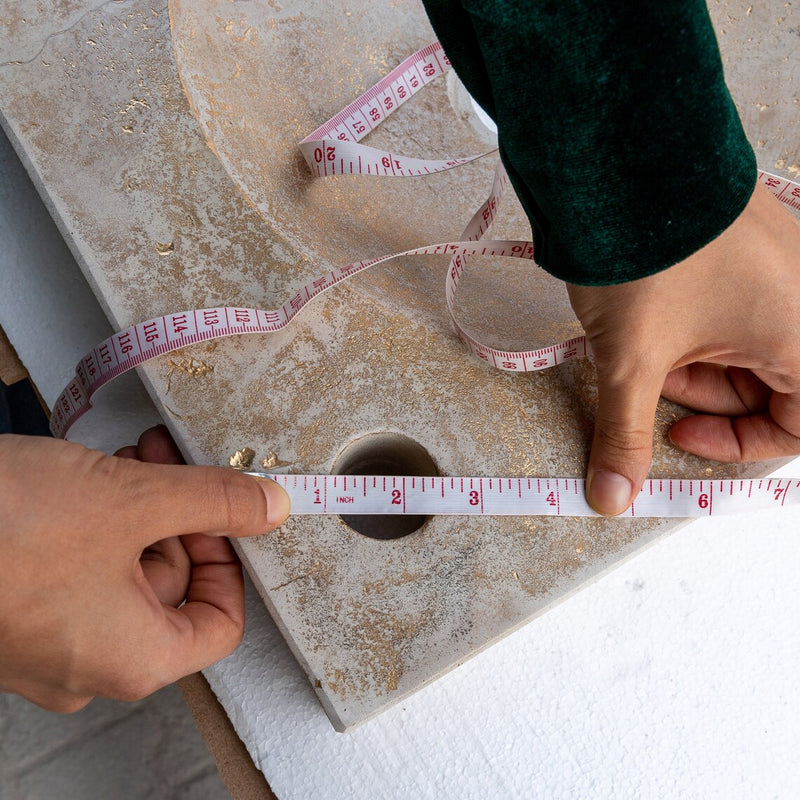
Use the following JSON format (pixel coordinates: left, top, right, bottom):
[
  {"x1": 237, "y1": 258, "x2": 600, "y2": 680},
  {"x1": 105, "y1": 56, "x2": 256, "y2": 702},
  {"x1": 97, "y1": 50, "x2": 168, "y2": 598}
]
[{"x1": 1, "y1": 0, "x2": 795, "y2": 730}]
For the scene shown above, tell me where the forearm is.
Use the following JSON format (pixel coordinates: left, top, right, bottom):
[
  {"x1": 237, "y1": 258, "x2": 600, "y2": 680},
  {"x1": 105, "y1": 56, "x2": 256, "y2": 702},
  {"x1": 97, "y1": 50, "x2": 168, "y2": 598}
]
[{"x1": 422, "y1": 0, "x2": 757, "y2": 285}]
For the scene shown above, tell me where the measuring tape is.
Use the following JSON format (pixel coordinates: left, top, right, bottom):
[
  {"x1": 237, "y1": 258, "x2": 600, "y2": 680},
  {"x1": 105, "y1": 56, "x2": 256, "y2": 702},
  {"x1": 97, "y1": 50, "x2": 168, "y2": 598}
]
[
  {"x1": 298, "y1": 42, "x2": 488, "y2": 177},
  {"x1": 50, "y1": 41, "x2": 800, "y2": 516},
  {"x1": 246, "y1": 472, "x2": 800, "y2": 518},
  {"x1": 48, "y1": 157, "x2": 797, "y2": 439}
]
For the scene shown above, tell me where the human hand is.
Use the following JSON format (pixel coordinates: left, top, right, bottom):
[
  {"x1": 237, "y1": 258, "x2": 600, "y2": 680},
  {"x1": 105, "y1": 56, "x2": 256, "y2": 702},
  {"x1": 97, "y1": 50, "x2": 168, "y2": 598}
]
[
  {"x1": 0, "y1": 427, "x2": 290, "y2": 711},
  {"x1": 567, "y1": 183, "x2": 800, "y2": 515},
  {"x1": 112, "y1": 425, "x2": 200, "y2": 608}
]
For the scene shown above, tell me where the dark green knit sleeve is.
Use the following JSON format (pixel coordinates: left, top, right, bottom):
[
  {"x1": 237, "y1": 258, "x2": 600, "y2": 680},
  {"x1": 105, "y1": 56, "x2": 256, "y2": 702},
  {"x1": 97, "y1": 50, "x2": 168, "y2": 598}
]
[{"x1": 421, "y1": 0, "x2": 757, "y2": 286}]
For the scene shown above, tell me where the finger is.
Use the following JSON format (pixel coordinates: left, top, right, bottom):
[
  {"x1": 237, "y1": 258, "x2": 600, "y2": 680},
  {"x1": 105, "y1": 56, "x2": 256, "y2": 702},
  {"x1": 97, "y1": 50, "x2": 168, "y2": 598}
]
[
  {"x1": 662, "y1": 364, "x2": 771, "y2": 415},
  {"x1": 137, "y1": 425, "x2": 184, "y2": 464},
  {"x1": 153, "y1": 533, "x2": 245, "y2": 680},
  {"x1": 771, "y1": 391, "x2": 800, "y2": 438},
  {"x1": 669, "y1": 400, "x2": 800, "y2": 462},
  {"x1": 66, "y1": 535, "x2": 244, "y2": 702},
  {"x1": 81, "y1": 534, "x2": 244, "y2": 701},
  {"x1": 113, "y1": 426, "x2": 183, "y2": 463},
  {"x1": 586, "y1": 367, "x2": 663, "y2": 516},
  {"x1": 110, "y1": 460, "x2": 291, "y2": 549},
  {"x1": 181, "y1": 532, "x2": 243, "y2": 617},
  {"x1": 113, "y1": 445, "x2": 139, "y2": 459},
  {"x1": 140, "y1": 537, "x2": 191, "y2": 607}
]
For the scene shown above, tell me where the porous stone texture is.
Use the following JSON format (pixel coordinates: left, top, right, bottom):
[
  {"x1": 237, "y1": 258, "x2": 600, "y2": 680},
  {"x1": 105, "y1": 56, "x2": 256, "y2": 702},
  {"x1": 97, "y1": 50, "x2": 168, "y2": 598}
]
[{"x1": 1, "y1": 0, "x2": 796, "y2": 731}]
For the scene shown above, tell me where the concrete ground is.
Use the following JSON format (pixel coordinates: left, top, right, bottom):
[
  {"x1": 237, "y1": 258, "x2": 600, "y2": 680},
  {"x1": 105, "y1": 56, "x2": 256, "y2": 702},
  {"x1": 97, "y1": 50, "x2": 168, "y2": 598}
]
[
  {"x1": 0, "y1": 127, "x2": 231, "y2": 800},
  {"x1": 0, "y1": 690, "x2": 229, "y2": 800}
]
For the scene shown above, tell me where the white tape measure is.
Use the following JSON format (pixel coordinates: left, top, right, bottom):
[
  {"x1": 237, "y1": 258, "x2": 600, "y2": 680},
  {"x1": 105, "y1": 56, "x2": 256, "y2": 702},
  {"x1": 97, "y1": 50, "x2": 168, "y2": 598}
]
[
  {"x1": 247, "y1": 472, "x2": 800, "y2": 518},
  {"x1": 49, "y1": 158, "x2": 795, "y2": 438},
  {"x1": 298, "y1": 41, "x2": 488, "y2": 177},
  {"x1": 51, "y1": 41, "x2": 800, "y2": 517}
]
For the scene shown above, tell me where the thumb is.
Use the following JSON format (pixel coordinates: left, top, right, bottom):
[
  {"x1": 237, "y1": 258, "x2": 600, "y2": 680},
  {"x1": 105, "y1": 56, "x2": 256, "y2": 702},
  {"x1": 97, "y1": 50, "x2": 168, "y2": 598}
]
[
  {"x1": 105, "y1": 458, "x2": 292, "y2": 549},
  {"x1": 586, "y1": 367, "x2": 662, "y2": 516}
]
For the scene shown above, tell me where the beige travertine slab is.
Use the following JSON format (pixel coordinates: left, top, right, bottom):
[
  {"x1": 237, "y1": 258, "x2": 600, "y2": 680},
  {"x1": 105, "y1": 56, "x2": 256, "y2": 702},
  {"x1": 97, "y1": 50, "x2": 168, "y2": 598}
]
[{"x1": 0, "y1": 0, "x2": 796, "y2": 731}]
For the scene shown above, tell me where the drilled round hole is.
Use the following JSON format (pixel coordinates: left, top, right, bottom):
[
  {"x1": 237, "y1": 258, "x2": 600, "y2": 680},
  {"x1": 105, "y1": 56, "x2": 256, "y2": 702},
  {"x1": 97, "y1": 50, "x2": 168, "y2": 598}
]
[{"x1": 332, "y1": 433, "x2": 439, "y2": 540}]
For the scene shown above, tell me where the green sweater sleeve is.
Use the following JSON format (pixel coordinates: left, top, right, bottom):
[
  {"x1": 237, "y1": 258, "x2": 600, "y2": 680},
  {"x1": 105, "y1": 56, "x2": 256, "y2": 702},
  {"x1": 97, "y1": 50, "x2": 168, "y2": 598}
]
[{"x1": 421, "y1": 0, "x2": 757, "y2": 286}]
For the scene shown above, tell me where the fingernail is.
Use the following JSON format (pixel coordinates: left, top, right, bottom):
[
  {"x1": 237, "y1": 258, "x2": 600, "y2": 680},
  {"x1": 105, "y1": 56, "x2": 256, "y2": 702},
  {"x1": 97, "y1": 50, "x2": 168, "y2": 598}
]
[
  {"x1": 587, "y1": 470, "x2": 633, "y2": 516},
  {"x1": 260, "y1": 480, "x2": 291, "y2": 528}
]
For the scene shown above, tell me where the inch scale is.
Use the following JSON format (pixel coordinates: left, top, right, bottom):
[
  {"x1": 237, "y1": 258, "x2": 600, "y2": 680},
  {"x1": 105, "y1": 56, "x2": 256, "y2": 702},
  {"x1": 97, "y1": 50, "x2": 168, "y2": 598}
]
[{"x1": 247, "y1": 473, "x2": 800, "y2": 518}]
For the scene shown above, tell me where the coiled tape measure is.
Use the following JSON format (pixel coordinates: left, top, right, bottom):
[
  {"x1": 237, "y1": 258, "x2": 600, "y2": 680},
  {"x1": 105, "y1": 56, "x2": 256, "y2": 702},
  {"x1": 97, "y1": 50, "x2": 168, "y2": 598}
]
[{"x1": 51, "y1": 41, "x2": 800, "y2": 518}]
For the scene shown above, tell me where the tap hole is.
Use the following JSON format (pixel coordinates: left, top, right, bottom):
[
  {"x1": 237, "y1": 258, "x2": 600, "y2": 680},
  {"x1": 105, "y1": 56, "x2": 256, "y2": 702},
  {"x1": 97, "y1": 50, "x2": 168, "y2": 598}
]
[{"x1": 332, "y1": 432, "x2": 439, "y2": 540}]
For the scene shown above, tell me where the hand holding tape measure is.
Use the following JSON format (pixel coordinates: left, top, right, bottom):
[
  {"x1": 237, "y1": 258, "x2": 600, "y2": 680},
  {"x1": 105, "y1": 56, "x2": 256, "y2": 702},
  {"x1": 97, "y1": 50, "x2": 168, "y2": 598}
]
[
  {"x1": 0, "y1": 427, "x2": 291, "y2": 711},
  {"x1": 300, "y1": 38, "x2": 800, "y2": 516},
  {"x1": 567, "y1": 180, "x2": 800, "y2": 514}
]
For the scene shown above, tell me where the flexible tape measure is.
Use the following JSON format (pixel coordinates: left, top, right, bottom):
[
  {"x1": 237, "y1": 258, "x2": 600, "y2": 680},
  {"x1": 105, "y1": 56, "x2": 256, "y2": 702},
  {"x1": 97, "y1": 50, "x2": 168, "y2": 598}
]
[
  {"x1": 298, "y1": 41, "x2": 488, "y2": 177},
  {"x1": 52, "y1": 41, "x2": 800, "y2": 517},
  {"x1": 247, "y1": 473, "x2": 800, "y2": 518}
]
